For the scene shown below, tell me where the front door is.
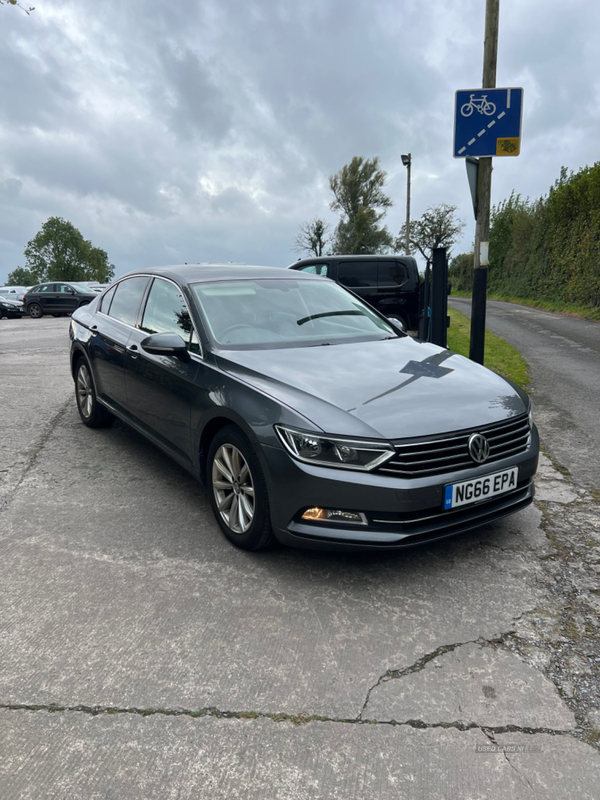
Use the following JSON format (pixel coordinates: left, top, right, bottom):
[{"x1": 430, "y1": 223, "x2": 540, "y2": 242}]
[
  {"x1": 56, "y1": 284, "x2": 80, "y2": 314},
  {"x1": 125, "y1": 277, "x2": 200, "y2": 466}
]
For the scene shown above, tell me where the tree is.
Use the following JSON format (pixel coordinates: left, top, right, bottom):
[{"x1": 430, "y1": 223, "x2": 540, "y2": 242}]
[
  {"x1": 293, "y1": 217, "x2": 331, "y2": 257},
  {"x1": 82, "y1": 242, "x2": 114, "y2": 283},
  {"x1": 397, "y1": 203, "x2": 466, "y2": 262},
  {"x1": 22, "y1": 217, "x2": 115, "y2": 283},
  {"x1": 329, "y1": 156, "x2": 393, "y2": 254},
  {"x1": 5, "y1": 266, "x2": 41, "y2": 286},
  {"x1": 448, "y1": 251, "x2": 474, "y2": 293},
  {"x1": 0, "y1": 1, "x2": 35, "y2": 14}
]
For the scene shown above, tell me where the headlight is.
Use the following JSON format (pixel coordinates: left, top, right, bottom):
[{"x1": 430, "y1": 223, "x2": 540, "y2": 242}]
[{"x1": 275, "y1": 425, "x2": 395, "y2": 471}]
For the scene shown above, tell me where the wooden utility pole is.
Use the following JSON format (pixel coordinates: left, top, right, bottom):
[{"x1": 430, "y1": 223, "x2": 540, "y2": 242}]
[{"x1": 469, "y1": 0, "x2": 499, "y2": 364}]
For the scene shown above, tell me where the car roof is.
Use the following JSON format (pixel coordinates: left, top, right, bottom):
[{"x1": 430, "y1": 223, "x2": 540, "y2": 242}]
[
  {"x1": 290, "y1": 254, "x2": 415, "y2": 263},
  {"x1": 118, "y1": 264, "x2": 317, "y2": 285}
]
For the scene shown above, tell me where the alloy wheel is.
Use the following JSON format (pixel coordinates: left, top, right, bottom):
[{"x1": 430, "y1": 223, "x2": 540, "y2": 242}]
[
  {"x1": 76, "y1": 364, "x2": 93, "y2": 419},
  {"x1": 212, "y1": 443, "x2": 255, "y2": 534}
]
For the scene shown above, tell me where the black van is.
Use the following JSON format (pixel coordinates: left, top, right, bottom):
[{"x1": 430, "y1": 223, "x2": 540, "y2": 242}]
[{"x1": 288, "y1": 255, "x2": 421, "y2": 330}]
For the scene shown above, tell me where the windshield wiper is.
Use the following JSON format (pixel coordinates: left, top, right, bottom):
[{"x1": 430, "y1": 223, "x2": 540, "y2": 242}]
[{"x1": 296, "y1": 310, "x2": 366, "y2": 326}]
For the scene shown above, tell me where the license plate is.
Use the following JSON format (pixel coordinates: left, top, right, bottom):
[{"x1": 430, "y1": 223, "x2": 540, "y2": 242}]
[{"x1": 443, "y1": 467, "x2": 518, "y2": 510}]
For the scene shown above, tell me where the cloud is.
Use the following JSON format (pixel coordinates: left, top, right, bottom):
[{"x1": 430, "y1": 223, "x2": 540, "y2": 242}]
[{"x1": 1, "y1": 0, "x2": 599, "y2": 281}]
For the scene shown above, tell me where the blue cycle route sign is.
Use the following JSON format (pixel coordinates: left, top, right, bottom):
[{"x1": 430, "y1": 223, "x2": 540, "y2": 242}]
[{"x1": 453, "y1": 87, "x2": 523, "y2": 158}]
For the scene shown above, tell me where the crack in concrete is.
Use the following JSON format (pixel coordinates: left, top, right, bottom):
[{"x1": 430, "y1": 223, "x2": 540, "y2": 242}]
[
  {"x1": 358, "y1": 639, "x2": 479, "y2": 721},
  {"x1": 0, "y1": 703, "x2": 578, "y2": 739},
  {"x1": 483, "y1": 729, "x2": 539, "y2": 795},
  {"x1": 0, "y1": 395, "x2": 72, "y2": 513},
  {"x1": 358, "y1": 634, "x2": 515, "y2": 721}
]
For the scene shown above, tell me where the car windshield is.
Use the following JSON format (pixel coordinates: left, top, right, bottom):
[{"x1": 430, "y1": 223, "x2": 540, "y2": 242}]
[{"x1": 191, "y1": 278, "x2": 397, "y2": 349}]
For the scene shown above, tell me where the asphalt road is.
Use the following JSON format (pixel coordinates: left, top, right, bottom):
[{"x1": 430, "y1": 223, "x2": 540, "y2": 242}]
[
  {"x1": 449, "y1": 297, "x2": 600, "y2": 492},
  {"x1": 1, "y1": 315, "x2": 600, "y2": 798}
]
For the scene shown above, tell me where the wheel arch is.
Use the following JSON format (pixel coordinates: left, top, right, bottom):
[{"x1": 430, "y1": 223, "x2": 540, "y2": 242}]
[
  {"x1": 197, "y1": 411, "x2": 267, "y2": 486},
  {"x1": 70, "y1": 345, "x2": 89, "y2": 381}
]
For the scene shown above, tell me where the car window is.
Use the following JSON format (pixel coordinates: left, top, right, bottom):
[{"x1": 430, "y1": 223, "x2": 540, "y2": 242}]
[
  {"x1": 337, "y1": 261, "x2": 377, "y2": 288},
  {"x1": 58, "y1": 284, "x2": 75, "y2": 294},
  {"x1": 189, "y1": 328, "x2": 201, "y2": 355},
  {"x1": 296, "y1": 264, "x2": 330, "y2": 277},
  {"x1": 140, "y1": 278, "x2": 197, "y2": 350},
  {"x1": 107, "y1": 277, "x2": 149, "y2": 326},
  {"x1": 378, "y1": 261, "x2": 407, "y2": 287},
  {"x1": 35, "y1": 284, "x2": 56, "y2": 293},
  {"x1": 99, "y1": 284, "x2": 118, "y2": 314}
]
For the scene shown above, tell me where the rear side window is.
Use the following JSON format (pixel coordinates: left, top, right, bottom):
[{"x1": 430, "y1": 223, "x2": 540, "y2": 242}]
[
  {"x1": 107, "y1": 277, "x2": 149, "y2": 326},
  {"x1": 337, "y1": 261, "x2": 377, "y2": 288},
  {"x1": 140, "y1": 278, "x2": 197, "y2": 350},
  {"x1": 99, "y1": 284, "x2": 117, "y2": 314},
  {"x1": 378, "y1": 260, "x2": 407, "y2": 287}
]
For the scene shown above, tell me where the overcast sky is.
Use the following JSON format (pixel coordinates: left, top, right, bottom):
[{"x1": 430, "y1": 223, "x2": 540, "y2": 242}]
[{"x1": 1, "y1": 0, "x2": 598, "y2": 283}]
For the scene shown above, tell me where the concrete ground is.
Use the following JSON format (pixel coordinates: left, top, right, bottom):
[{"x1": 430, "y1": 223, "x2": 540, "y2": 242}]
[{"x1": 1, "y1": 315, "x2": 599, "y2": 798}]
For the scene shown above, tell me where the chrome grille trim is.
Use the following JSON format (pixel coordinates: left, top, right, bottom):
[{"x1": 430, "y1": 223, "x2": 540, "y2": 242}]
[{"x1": 379, "y1": 413, "x2": 531, "y2": 478}]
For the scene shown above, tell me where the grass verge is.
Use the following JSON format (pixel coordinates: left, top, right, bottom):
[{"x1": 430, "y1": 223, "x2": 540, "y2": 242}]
[
  {"x1": 447, "y1": 307, "x2": 530, "y2": 388},
  {"x1": 450, "y1": 291, "x2": 600, "y2": 322}
]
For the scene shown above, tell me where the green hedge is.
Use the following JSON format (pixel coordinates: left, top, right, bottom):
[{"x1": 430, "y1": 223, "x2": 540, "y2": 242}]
[{"x1": 450, "y1": 163, "x2": 600, "y2": 309}]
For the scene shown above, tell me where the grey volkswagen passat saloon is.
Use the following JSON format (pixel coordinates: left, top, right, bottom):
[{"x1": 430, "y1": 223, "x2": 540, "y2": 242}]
[{"x1": 69, "y1": 265, "x2": 538, "y2": 552}]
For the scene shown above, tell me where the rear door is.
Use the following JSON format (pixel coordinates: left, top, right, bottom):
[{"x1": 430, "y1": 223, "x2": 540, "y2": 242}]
[
  {"x1": 32, "y1": 284, "x2": 58, "y2": 313},
  {"x1": 90, "y1": 276, "x2": 150, "y2": 413},
  {"x1": 377, "y1": 258, "x2": 408, "y2": 317}
]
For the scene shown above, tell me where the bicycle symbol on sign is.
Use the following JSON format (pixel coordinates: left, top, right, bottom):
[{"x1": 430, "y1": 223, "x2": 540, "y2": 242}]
[{"x1": 460, "y1": 94, "x2": 496, "y2": 117}]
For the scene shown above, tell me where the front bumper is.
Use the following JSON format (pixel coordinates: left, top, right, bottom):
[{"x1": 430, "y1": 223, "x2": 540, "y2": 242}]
[{"x1": 261, "y1": 425, "x2": 539, "y2": 551}]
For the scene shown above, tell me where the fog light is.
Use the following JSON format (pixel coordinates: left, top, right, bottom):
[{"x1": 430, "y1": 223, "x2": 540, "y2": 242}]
[{"x1": 301, "y1": 507, "x2": 367, "y2": 525}]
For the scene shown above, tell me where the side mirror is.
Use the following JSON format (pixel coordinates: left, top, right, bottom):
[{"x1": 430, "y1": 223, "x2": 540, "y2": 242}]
[
  {"x1": 388, "y1": 318, "x2": 406, "y2": 334},
  {"x1": 141, "y1": 332, "x2": 190, "y2": 362}
]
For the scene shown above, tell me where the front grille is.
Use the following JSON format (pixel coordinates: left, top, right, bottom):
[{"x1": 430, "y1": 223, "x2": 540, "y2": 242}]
[{"x1": 379, "y1": 413, "x2": 531, "y2": 478}]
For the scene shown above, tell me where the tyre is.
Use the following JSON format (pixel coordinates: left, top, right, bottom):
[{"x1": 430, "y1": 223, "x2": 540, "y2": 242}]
[
  {"x1": 74, "y1": 358, "x2": 115, "y2": 428},
  {"x1": 207, "y1": 425, "x2": 275, "y2": 551},
  {"x1": 28, "y1": 303, "x2": 43, "y2": 319}
]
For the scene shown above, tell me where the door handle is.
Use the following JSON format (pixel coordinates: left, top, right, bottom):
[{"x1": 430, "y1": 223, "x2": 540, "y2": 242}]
[{"x1": 128, "y1": 344, "x2": 139, "y2": 359}]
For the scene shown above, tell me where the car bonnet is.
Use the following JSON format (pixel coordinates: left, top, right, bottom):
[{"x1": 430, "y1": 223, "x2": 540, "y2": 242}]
[{"x1": 216, "y1": 337, "x2": 528, "y2": 440}]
